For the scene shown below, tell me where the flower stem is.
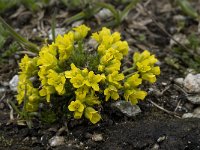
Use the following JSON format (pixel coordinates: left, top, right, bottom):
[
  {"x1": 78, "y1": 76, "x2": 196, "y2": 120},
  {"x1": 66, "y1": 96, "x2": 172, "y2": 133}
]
[
  {"x1": 125, "y1": 72, "x2": 135, "y2": 79},
  {"x1": 122, "y1": 66, "x2": 135, "y2": 74}
]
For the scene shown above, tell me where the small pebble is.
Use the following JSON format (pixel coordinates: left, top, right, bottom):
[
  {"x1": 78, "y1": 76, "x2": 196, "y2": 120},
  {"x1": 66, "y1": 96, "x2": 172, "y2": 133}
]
[
  {"x1": 72, "y1": 20, "x2": 84, "y2": 27},
  {"x1": 157, "y1": 136, "x2": 166, "y2": 143},
  {"x1": 95, "y1": 8, "x2": 112, "y2": 20},
  {"x1": 151, "y1": 143, "x2": 159, "y2": 150},
  {"x1": 49, "y1": 136, "x2": 65, "y2": 147},
  {"x1": 9, "y1": 75, "x2": 19, "y2": 92},
  {"x1": 91, "y1": 133, "x2": 103, "y2": 142},
  {"x1": 0, "y1": 103, "x2": 5, "y2": 109},
  {"x1": 174, "y1": 78, "x2": 184, "y2": 86},
  {"x1": 161, "y1": 82, "x2": 167, "y2": 86}
]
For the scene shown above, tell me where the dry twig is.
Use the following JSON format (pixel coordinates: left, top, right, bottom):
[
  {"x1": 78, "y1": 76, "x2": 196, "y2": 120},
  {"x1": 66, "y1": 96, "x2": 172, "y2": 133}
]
[{"x1": 148, "y1": 99, "x2": 181, "y2": 118}]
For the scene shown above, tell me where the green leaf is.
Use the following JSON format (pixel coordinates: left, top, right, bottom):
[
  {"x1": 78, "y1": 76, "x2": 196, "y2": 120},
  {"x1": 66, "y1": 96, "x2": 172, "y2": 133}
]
[
  {"x1": 0, "y1": 16, "x2": 39, "y2": 52},
  {"x1": 120, "y1": 0, "x2": 140, "y2": 21},
  {"x1": 176, "y1": 0, "x2": 198, "y2": 19}
]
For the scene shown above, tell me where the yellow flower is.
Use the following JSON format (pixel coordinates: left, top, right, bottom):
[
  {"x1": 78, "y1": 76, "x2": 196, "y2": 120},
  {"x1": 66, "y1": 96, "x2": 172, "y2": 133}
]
[
  {"x1": 75, "y1": 85, "x2": 89, "y2": 101},
  {"x1": 100, "y1": 51, "x2": 114, "y2": 65},
  {"x1": 92, "y1": 27, "x2": 111, "y2": 43},
  {"x1": 28, "y1": 88, "x2": 40, "y2": 103},
  {"x1": 73, "y1": 24, "x2": 90, "y2": 41},
  {"x1": 124, "y1": 88, "x2": 147, "y2": 105},
  {"x1": 106, "y1": 47, "x2": 123, "y2": 60},
  {"x1": 104, "y1": 85, "x2": 119, "y2": 101},
  {"x1": 124, "y1": 73, "x2": 142, "y2": 89},
  {"x1": 70, "y1": 74, "x2": 85, "y2": 88},
  {"x1": 16, "y1": 77, "x2": 32, "y2": 104},
  {"x1": 38, "y1": 66, "x2": 49, "y2": 85},
  {"x1": 107, "y1": 71, "x2": 124, "y2": 88},
  {"x1": 47, "y1": 70, "x2": 66, "y2": 95},
  {"x1": 133, "y1": 50, "x2": 158, "y2": 65},
  {"x1": 112, "y1": 41, "x2": 129, "y2": 56},
  {"x1": 151, "y1": 66, "x2": 160, "y2": 75},
  {"x1": 85, "y1": 71, "x2": 102, "y2": 91},
  {"x1": 68, "y1": 100, "x2": 85, "y2": 119},
  {"x1": 37, "y1": 50, "x2": 58, "y2": 69},
  {"x1": 84, "y1": 90, "x2": 101, "y2": 106},
  {"x1": 133, "y1": 50, "x2": 160, "y2": 83},
  {"x1": 19, "y1": 55, "x2": 38, "y2": 77},
  {"x1": 104, "y1": 59, "x2": 121, "y2": 74},
  {"x1": 39, "y1": 86, "x2": 55, "y2": 102},
  {"x1": 112, "y1": 32, "x2": 121, "y2": 43},
  {"x1": 84, "y1": 107, "x2": 101, "y2": 124},
  {"x1": 55, "y1": 32, "x2": 74, "y2": 62},
  {"x1": 16, "y1": 77, "x2": 40, "y2": 112},
  {"x1": 136, "y1": 61, "x2": 151, "y2": 73},
  {"x1": 133, "y1": 50, "x2": 150, "y2": 63},
  {"x1": 65, "y1": 63, "x2": 81, "y2": 79},
  {"x1": 141, "y1": 73, "x2": 156, "y2": 83},
  {"x1": 98, "y1": 53, "x2": 121, "y2": 73}
]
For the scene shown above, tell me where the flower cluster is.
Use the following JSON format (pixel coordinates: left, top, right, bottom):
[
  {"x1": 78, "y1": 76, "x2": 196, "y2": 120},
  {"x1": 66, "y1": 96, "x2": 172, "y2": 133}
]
[{"x1": 16, "y1": 25, "x2": 160, "y2": 124}]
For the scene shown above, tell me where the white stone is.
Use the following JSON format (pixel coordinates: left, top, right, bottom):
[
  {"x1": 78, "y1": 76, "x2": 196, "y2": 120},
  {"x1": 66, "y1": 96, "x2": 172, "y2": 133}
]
[
  {"x1": 91, "y1": 133, "x2": 103, "y2": 142},
  {"x1": 49, "y1": 136, "x2": 65, "y2": 147},
  {"x1": 95, "y1": 8, "x2": 112, "y2": 20},
  {"x1": 183, "y1": 73, "x2": 200, "y2": 93},
  {"x1": 9, "y1": 75, "x2": 19, "y2": 92}
]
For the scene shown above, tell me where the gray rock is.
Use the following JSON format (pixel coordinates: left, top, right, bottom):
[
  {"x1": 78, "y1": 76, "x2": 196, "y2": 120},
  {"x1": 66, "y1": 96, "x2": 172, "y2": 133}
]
[
  {"x1": 193, "y1": 107, "x2": 200, "y2": 114},
  {"x1": 174, "y1": 78, "x2": 184, "y2": 86},
  {"x1": 49, "y1": 136, "x2": 65, "y2": 147},
  {"x1": 187, "y1": 94, "x2": 200, "y2": 104},
  {"x1": 182, "y1": 107, "x2": 200, "y2": 118},
  {"x1": 111, "y1": 100, "x2": 141, "y2": 117},
  {"x1": 182, "y1": 113, "x2": 200, "y2": 119},
  {"x1": 183, "y1": 73, "x2": 200, "y2": 93},
  {"x1": 9, "y1": 75, "x2": 19, "y2": 92}
]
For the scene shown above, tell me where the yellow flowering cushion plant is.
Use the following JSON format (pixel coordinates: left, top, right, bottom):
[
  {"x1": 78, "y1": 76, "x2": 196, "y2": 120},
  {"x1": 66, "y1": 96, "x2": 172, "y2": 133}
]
[{"x1": 16, "y1": 24, "x2": 160, "y2": 124}]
